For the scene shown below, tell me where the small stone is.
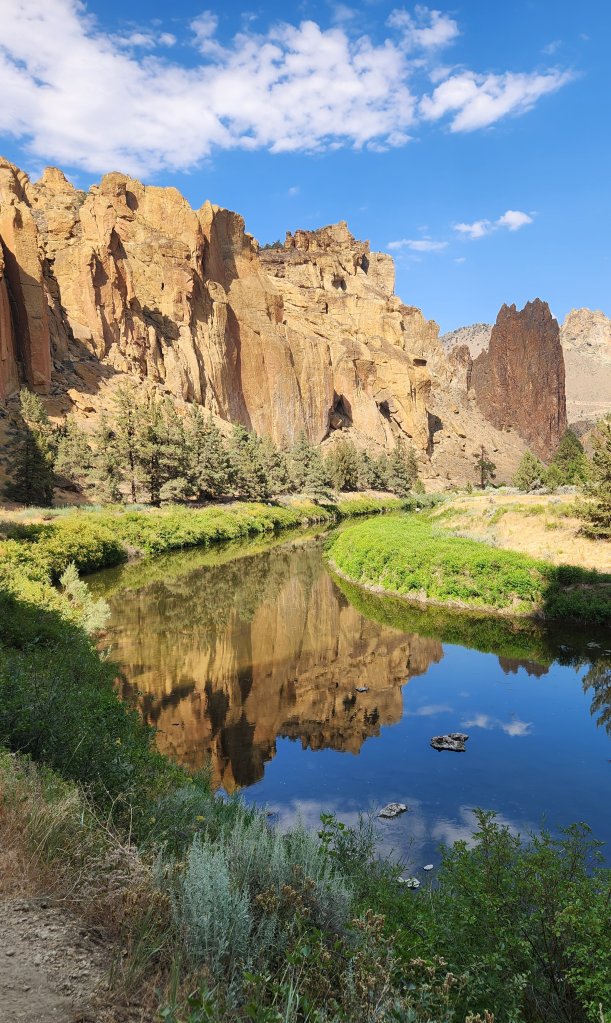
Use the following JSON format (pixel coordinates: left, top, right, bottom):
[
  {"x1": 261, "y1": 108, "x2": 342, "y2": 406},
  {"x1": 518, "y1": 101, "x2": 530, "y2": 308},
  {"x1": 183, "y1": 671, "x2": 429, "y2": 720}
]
[
  {"x1": 399, "y1": 877, "x2": 420, "y2": 889},
  {"x1": 423, "y1": 864, "x2": 434, "y2": 871},
  {"x1": 379, "y1": 802, "x2": 408, "y2": 819},
  {"x1": 4, "y1": 950, "x2": 15, "y2": 957},
  {"x1": 431, "y1": 732, "x2": 469, "y2": 752},
  {"x1": 355, "y1": 686, "x2": 369, "y2": 694}
]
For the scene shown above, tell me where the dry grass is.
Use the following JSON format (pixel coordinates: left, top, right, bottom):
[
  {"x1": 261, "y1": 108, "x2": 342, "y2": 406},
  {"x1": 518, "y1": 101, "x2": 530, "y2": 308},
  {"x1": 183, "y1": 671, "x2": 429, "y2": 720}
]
[
  {"x1": 0, "y1": 750, "x2": 178, "y2": 1020},
  {"x1": 432, "y1": 491, "x2": 611, "y2": 572}
]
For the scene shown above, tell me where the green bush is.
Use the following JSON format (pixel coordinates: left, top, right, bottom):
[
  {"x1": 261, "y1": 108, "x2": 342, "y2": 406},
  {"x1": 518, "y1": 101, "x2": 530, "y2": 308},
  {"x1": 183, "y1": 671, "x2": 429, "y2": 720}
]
[{"x1": 328, "y1": 515, "x2": 611, "y2": 623}]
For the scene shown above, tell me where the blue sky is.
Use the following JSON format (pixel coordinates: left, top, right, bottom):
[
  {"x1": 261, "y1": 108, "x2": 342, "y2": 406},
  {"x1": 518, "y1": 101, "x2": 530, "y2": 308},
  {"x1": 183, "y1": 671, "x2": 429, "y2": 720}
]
[{"x1": 0, "y1": 0, "x2": 609, "y2": 332}]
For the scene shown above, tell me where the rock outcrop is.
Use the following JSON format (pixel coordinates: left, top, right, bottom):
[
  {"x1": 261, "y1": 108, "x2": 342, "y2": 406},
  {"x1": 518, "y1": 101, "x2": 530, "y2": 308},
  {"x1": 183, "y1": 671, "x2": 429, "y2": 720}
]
[
  {"x1": 1, "y1": 156, "x2": 584, "y2": 484},
  {"x1": 0, "y1": 161, "x2": 52, "y2": 396},
  {"x1": 560, "y1": 308, "x2": 611, "y2": 427},
  {"x1": 441, "y1": 322, "x2": 492, "y2": 359},
  {"x1": 0, "y1": 158, "x2": 437, "y2": 452},
  {"x1": 470, "y1": 300, "x2": 566, "y2": 460}
]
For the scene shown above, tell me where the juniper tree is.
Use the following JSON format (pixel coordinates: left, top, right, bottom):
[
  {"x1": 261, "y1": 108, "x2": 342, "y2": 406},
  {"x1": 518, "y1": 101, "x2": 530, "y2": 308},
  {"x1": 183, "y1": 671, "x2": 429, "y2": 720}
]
[
  {"x1": 326, "y1": 439, "x2": 360, "y2": 492},
  {"x1": 386, "y1": 439, "x2": 418, "y2": 497},
  {"x1": 513, "y1": 450, "x2": 545, "y2": 492},
  {"x1": 113, "y1": 382, "x2": 141, "y2": 502},
  {"x1": 259, "y1": 436, "x2": 292, "y2": 495},
  {"x1": 582, "y1": 416, "x2": 611, "y2": 540},
  {"x1": 186, "y1": 406, "x2": 232, "y2": 500},
  {"x1": 88, "y1": 413, "x2": 122, "y2": 503},
  {"x1": 54, "y1": 415, "x2": 92, "y2": 491},
  {"x1": 4, "y1": 389, "x2": 56, "y2": 506},
  {"x1": 136, "y1": 392, "x2": 177, "y2": 506},
  {"x1": 549, "y1": 429, "x2": 588, "y2": 485},
  {"x1": 228, "y1": 425, "x2": 270, "y2": 500},
  {"x1": 473, "y1": 444, "x2": 496, "y2": 489},
  {"x1": 289, "y1": 432, "x2": 329, "y2": 495}
]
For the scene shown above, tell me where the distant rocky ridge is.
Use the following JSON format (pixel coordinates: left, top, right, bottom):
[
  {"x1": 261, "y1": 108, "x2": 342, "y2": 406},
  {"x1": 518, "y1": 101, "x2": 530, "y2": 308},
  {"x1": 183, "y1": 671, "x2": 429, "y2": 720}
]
[
  {"x1": 0, "y1": 155, "x2": 592, "y2": 487},
  {"x1": 442, "y1": 308, "x2": 611, "y2": 432}
]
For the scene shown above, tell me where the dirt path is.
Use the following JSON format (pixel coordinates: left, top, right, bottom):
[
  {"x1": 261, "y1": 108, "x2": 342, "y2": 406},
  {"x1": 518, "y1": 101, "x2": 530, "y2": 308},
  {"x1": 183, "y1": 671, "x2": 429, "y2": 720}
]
[{"x1": 0, "y1": 897, "x2": 109, "y2": 1023}]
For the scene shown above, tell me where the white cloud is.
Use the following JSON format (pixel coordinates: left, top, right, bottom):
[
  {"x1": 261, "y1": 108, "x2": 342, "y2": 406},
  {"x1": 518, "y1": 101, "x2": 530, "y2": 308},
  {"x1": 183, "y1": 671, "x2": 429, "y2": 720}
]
[
  {"x1": 0, "y1": 0, "x2": 574, "y2": 176},
  {"x1": 287, "y1": 185, "x2": 300, "y2": 196},
  {"x1": 114, "y1": 29, "x2": 177, "y2": 50},
  {"x1": 463, "y1": 713, "x2": 532, "y2": 737},
  {"x1": 388, "y1": 238, "x2": 448, "y2": 251},
  {"x1": 387, "y1": 6, "x2": 459, "y2": 50},
  {"x1": 497, "y1": 209, "x2": 533, "y2": 231},
  {"x1": 190, "y1": 10, "x2": 219, "y2": 51},
  {"x1": 455, "y1": 219, "x2": 492, "y2": 239},
  {"x1": 455, "y1": 209, "x2": 533, "y2": 240},
  {"x1": 542, "y1": 39, "x2": 561, "y2": 56},
  {"x1": 420, "y1": 68, "x2": 573, "y2": 132}
]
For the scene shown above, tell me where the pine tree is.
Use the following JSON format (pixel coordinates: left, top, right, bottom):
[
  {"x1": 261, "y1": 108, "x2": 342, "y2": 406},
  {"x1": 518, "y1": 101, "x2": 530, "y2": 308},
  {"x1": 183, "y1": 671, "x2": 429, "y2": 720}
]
[
  {"x1": 114, "y1": 382, "x2": 141, "y2": 502},
  {"x1": 88, "y1": 414, "x2": 122, "y2": 503},
  {"x1": 582, "y1": 416, "x2": 611, "y2": 540},
  {"x1": 326, "y1": 439, "x2": 360, "y2": 491},
  {"x1": 54, "y1": 415, "x2": 92, "y2": 491},
  {"x1": 289, "y1": 432, "x2": 330, "y2": 495},
  {"x1": 549, "y1": 429, "x2": 588, "y2": 485},
  {"x1": 259, "y1": 436, "x2": 293, "y2": 495},
  {"x1": 513, "y1": 450, "x2": 545, "y2": 492},
  {"x1": 386, "y1": 439, "x2": 418, "y2": 497},
  {"x1": 473, "y1": 444, "x2": 496, "y2": 489},
  {"x1": 186, "y1": 406, "x2": 232, "y2": 500},
  {"x1": 136, "y1": 391, "x2": 176, "y2": 507},
  {"x1": 228, "y1": 425, "x2": 270, "y2": 500},
  {"x1": 4, "y1": 389, "x2": 56, "y2": 506}
]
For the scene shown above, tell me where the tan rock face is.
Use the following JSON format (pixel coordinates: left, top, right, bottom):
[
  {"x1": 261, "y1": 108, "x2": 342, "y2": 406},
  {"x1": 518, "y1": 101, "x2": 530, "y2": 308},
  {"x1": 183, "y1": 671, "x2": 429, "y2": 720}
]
[
  {"x1": 0, "y1": 160, "x2": 52, "y2": 394},
  {"x1": 471, "y1": 300, "x2": 567, "y2": 460},
  {"x1": 0, "y1": 246, "x2": 18, "y2": 401},
  {"x1": 560, "y1": 308, "x2": 611, "y2": 427},
  {"x1": 0, "y1": 157, "x2": 575, "y2": 484},
  {"x1": 0, "y1": 159, "x2": 437, "y2": 452}
]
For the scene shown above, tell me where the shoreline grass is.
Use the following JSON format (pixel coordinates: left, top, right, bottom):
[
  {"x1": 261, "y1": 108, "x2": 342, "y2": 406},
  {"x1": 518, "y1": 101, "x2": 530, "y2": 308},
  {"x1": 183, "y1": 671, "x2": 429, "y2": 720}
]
[
  {"x1": 327, "y1": 515, "x2": 611, "y2": 624},
  {"x1": 0, "y1": 493, "x2": 430, "y2": 581}
]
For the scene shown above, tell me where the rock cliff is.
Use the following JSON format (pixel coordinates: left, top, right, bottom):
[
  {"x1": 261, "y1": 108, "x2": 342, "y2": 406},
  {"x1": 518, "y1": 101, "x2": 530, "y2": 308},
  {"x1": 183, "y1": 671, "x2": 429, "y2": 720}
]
[
  {"x1": 560, "y1": 308, "x2": 611, "y2": 427},
  {"x1": 0, "y1": 158, "x2": 438, "y2": 453},
  {"x1": 470, "y1": 300, "x2": 567, "y2": 460},
  {"x1": 2, "y1": 157, "x2": 586, "y2": 484}
]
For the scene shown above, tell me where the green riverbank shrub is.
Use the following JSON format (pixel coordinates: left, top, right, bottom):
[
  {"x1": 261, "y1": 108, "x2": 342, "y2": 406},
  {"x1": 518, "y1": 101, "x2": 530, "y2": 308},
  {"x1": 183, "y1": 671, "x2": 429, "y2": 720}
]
[{"x1": 328, "y1": 515, "x2": 611, "y2": 623}]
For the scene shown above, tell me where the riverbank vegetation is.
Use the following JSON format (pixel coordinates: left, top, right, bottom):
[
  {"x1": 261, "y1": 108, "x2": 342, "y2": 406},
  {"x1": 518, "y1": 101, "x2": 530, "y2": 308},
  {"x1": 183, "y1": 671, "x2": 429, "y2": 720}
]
[
  {"x1": 327, "y1": 515, "x2": 611, "y2": 623},
  {"x1": 1, "y1": 502, "x2": 610, "y2": 1019},
  {"x1": 5, "y1": 385, "x2": 421, "y2": 506}
]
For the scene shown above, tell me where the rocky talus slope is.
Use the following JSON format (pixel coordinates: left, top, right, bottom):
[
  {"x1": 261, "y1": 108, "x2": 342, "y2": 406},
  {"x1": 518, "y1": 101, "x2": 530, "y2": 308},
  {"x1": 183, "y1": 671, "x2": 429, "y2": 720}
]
[{"x1": 1, "y1": 156, "x2": 577, "y2": 485}]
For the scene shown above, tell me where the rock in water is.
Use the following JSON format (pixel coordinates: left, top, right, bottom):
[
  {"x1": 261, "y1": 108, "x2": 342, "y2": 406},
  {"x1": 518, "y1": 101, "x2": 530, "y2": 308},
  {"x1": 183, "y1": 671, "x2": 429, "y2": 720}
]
[
  {"x1": 398, "y1": 877, "x2": 421, "y2": 888},
  {"x1": 379, "y1": 802, "x2": 408, "y2": 818},
  {"x1": 430, "y1": 732, "x2": 469, "y2": 752}
]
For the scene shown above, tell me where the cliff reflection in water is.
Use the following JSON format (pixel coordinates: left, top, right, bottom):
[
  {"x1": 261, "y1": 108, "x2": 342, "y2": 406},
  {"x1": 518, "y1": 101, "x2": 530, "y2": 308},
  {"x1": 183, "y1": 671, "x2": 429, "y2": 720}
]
[{"x1": 104, "y1": 539, "x2": 443, "y2": 791}]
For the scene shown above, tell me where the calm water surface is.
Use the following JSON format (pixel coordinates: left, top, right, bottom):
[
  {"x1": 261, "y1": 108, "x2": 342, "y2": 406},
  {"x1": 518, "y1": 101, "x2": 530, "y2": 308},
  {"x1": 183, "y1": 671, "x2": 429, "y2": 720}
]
[{"x1": 93, "y1": 527, "x2": 611, "y2": 868}]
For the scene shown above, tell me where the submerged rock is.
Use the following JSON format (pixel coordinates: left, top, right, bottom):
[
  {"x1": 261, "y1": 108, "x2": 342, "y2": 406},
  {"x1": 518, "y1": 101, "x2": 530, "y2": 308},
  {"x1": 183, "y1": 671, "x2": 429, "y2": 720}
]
[
  {"x1": 379, "y1": 802, "x2": 408, "y2": 818},
  {"x1": 430, "y1": 732, "x2": 469, "y2": 752}
]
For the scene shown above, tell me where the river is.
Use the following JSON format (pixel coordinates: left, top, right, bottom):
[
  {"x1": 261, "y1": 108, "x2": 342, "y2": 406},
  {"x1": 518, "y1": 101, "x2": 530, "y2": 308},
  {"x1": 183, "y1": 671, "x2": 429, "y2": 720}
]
[{"x1": 92, "y1": 524, "x2": 611, "y2": 869}]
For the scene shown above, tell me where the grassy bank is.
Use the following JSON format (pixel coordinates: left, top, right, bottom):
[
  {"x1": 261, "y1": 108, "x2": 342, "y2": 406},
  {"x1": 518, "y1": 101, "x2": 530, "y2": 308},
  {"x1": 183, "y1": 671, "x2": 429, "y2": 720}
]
[
  {"x1": 0, "y1": 493, "x2": 427, "y2": 579},
  {"x1": 327, "y1": 515, "x2": 611, "y2": 624}
]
